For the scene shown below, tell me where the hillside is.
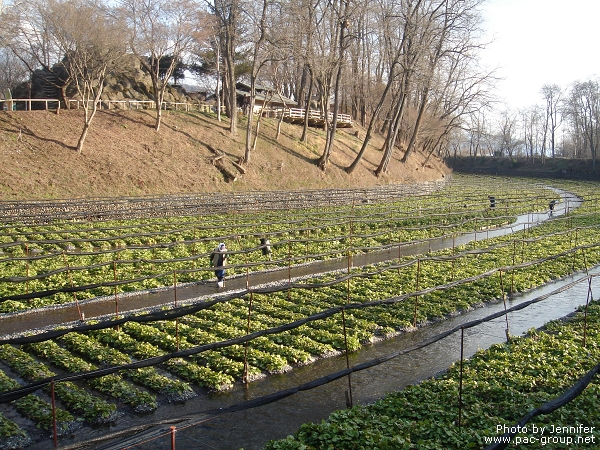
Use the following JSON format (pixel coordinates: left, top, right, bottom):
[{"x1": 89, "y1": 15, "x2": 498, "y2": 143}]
[{"x1": 0, "y1": 109, "x2": 450, "y2": 201}]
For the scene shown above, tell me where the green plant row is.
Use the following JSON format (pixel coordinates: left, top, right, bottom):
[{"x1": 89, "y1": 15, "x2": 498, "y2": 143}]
[
  {"x1": 88, "y1": 327, "x2": 235, "y2": 391},
  {"x1": 0, "y1": 368, "x2": 75, "y2": 438},
  {"x1": 0, "y1": 178, "x2": 550, "y2": 242},
  {"x1": 0, "y1": 210, "x2": 516, "y2": 313},
  {"x1": 0, "y1": 411, "x2": 30, "y2": 450},
  {"x1": 0, "y1": 345, "x2": 119, "y2": 424},
  {"x1": 264, "y1": 299, "x2": 600, "y2": 449},
  {"x1": 57, "y1": 332, "x2": 196, "y2": 402},
  {"x1": 0, "y1": 207, "x2": 513, "y2": 252},
  {"x1": 0, "y1": 177, "x2": 553, "y2": 313},
  {"x1": 1, "y1": 204, "x2": 598, "y2": 419},
  {"x1": 23, "y1": 340, "x2": 157, "y2": 413},
  {"x1": 0, "y1": 177, "x2": 594, "y2": 446}
]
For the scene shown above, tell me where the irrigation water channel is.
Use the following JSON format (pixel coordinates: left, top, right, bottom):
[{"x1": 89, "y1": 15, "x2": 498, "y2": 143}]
[{"x1": 6, "y1": 189, "x2": 594, "y2": 450}]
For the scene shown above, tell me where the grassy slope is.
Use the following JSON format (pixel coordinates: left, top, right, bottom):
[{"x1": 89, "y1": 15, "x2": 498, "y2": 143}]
[{"x1": 0, "y1": 109, "x2": 450, "y2": 200}]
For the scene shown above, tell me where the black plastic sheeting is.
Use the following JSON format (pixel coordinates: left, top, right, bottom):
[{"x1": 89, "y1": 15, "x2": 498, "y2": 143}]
[
  {"x1": 93, "y1": 273, "x2": 597, "y2": 450},
  {"x1": 0, "y1": 252, "x2": 595, "y2": 405},
  {"x1": 484, "y1": 363, "x2": 600, "y2": 450}
]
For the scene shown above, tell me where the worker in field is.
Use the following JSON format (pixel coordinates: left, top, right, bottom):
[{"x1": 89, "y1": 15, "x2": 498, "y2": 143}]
[
  {"x1": 210, "y1": 242, "x2": 228, "y2": 288},
  {"x1": 260, "y1": 237, "x2": 272, "y2": 260}
]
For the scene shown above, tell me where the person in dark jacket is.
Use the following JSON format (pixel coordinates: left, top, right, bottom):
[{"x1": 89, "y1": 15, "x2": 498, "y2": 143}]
[{"x1": 210, "y1": 243, "x2": 228, "y2": 288}]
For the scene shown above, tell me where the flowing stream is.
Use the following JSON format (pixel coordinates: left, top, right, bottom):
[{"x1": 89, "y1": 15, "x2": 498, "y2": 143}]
[{"x1": 14, "y1": 190, "x2": 592, "y2": 450}]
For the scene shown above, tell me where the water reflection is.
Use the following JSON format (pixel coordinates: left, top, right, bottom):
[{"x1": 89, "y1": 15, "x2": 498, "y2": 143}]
[
  {"x1": 91, "y1": 267, "x2": 597, "y2": 450},
  {"x1": 0, "y1": 189, "x2": 581, "y2": 337},
  {"x1": 10, "y1": 189, "x2": 588, "y2": 450}
]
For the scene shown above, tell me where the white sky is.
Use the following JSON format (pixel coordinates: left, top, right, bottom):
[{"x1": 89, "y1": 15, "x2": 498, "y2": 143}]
[{"x1": 480, "y1": 0, "x2": 600, "y2": 110}]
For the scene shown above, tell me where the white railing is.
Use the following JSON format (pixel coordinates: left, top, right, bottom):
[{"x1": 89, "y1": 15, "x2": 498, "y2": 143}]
[
  {"x1": 0, "y1": 98, "x2": 221, "y2": 113},
  {"x1": 1, "y1": 98, "x2": 61, "y2": 111},
  {"x1": 0, "y1": 98, "x2": 348, "y2": 124},
  {"x1": 67, "y1": 99, "x2": 209, "y2": 111},
  {"x1": 270, "y1": 107, "x2": 352, "y2": 124}
]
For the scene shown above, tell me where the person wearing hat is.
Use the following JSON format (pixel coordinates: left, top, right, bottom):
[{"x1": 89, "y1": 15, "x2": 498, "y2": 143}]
[{"x1": 210, "y1": 243, "x2": 228, "y2": 288}]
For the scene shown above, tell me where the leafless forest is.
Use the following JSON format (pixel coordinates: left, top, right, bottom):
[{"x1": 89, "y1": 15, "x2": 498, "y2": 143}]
[{"x1": 0, "y1": 1, "x2": 598, "y2": 169}]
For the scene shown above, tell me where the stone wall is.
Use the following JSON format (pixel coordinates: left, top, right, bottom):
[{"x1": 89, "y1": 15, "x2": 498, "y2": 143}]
[{"x1": 12, "y1": 54, "x2": 194, "y2": 107}]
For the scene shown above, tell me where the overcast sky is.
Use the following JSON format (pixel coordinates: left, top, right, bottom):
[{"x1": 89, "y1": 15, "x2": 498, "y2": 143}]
[{"x1": 480, "y1": 0, "x2": 600, "y2": 110}]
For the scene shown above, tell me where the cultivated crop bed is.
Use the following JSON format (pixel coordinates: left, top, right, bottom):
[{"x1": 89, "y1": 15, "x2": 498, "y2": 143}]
[
  {"x1": 0, "y1": 176, "x2": 598, "y2": 449},
  {"x1": 0, "y1": 179, "x2": 547, "y2": 313},
  {"x1": 264, "y1": 300, "x2": 600, "y2": 449}
]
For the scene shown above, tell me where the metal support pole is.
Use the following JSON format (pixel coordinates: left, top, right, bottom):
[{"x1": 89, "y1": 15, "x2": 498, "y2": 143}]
[
  {"x1": 511, "y1": 240, "x2": 516, "y2": 294},
  {"x1": 243, "y1": 291, "x2": 254, "y2": 384},
  {"x1": 63, "y1": 251, "x2": 83, "y2": 321},
  {"x1": 458, "y1": 327, "x2": 464, "y2": 427},
  {"x1": 170, "y1": 426, "x2": 176, "y2": 450},
  {"x1": 174, "y1": 271, "x2": 179, "y2": 351},
  {"x1": 341, "y1": 307, "x2": 353, "y2": 408},
  {"x1": 113, "y1": 261, "x2": 119, "y2": 323},
  {"x1": 25, "y1": 244, "x2": 30, "y2": 294},
  {"x1": 412, "y1": 259, "x2": 421, "y2": 327},
  {"x1": 51, "y1": 380, "x2": 58, "y2": 448},
  {"x1": 500, "y1": 270, "x2": 510, "y2": 343},
  {"x1": 583, "y1": 277, "x2": 593, "y2": 348}
]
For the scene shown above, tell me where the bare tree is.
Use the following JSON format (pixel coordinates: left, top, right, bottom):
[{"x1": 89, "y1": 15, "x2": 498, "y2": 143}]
[
  {"x1": 345, "y1": 0, "x2": 415, "y2": 174},
  {"x1": 401, "y1": 0, "x2": 487, "y2": 165},
  {"x1": 466, "y1": 110, "x2": 488, "y2": 156},
  {"x1": 287, "y1": 0, "x2": 321, "y2": 144},
  {"x1": 565, "y1": 79, "x2": 600, "y2": 168},
  {"x1": 189, "y1": 13, "x2": 223, "y2": 122},
  {"x1": 422, "y1": 35, "x2": 495, "y2": 164},
  {"x1": 0, "y1": 47, "x2": 29, "y2": 96},
  {"x1": 521, "y1": 105, "x2": 545, "y2": 162},
  {"x1": 209, "y1": 0, "x2": 242, "y2": 135},
  {"x1": 495, "y1": 110, "x2": 522, "y2": 158},
  {"x1": 50, "y1": 0, "x2": 127, "y2": 153},
  {"x1": 243, "y1": 0, "x2": 276, "y2": 164},
  {"x1": 317, "y1": 0, "x2": 355, "y2": 171},
  {"x1": 541, "y1": 83, "x2": 563, "y2": 160},
  {"x1": 0, "y1": 0, "x2": 75, "y2": 105},
  {"x1": 374, "y1": 0, "x2": 438, "y2": 176},
  {"x1": 119, "y1": 0, "x2": 199, "y2": 132}
]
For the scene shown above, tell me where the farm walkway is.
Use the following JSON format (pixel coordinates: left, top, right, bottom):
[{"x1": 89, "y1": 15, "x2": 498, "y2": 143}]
[{"x1": 0, "y1": 189, "x2": 579, "y2": 337}]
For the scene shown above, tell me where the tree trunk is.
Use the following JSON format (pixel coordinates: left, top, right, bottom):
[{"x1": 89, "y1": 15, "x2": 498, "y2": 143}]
[
  {"x1": 301, "y1": 74, "x2": 314, "y2": 143},
  {"x1": 227, "y1": 53, "x2": 237, "y2": 135},
  {"x1": 215, "y1": 42, "x2": 222, "y2": 122},
  {"x1": 375, "y1": 92, "x2": 406, "y2": 176},
  {"x1": 252, "y1": 119, "x2": 260, "y2": 151},
  {"x1": 346, "y1": 64, "x2": 396, "y2": 174},
  {"x1": 244, "y1": 92, "x2": 255, "y2": 163},
  {"x1": 151, "y1": 71, "x2": 163, "y2": 132},
  {"x1": 317, "y1": 0, "x2": 349, "y2": 170},
  {"x1": 76, "y1": 99, "x2": 99, "y2": 153},
  {"x1": 401, "y1": 86, "x2": 429, "y2": 163},
  {"x1": 276, "y1": 112, "x2": 284, "y2": 140},
  {"x1": 155, "y1": 104, "x2": 163, "y2": 132},
  {"x1": 60, "y1": 85, "x2": 70, "y2": 110},
  {"x1": 76, "y1": 120, "x2": 91, "y2": 154}
]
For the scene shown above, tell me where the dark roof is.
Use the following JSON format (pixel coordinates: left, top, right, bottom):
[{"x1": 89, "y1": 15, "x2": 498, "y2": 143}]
[{"x1": 236, "y1": 84, "x2": 297, "y2": 106}]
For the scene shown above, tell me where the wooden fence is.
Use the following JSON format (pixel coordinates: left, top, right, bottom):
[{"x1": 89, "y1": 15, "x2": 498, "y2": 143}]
[
  {"x1": 0, "y1": 98, "x2": 220, "y2": 113},
  {"x1": 0, "y1": 99, "x2": 351, "y2": 128},
  {"x1": 1, "y1": 98, "x2": 61, "y2": 111},
  {"x1": 261, "y1": 107, "x2": 353, "y2": 127}
]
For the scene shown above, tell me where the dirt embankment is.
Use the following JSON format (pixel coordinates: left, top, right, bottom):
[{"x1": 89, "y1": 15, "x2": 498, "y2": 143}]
[{"x1": 0, "y1": 109, "x2": 450, "y2": 201}]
